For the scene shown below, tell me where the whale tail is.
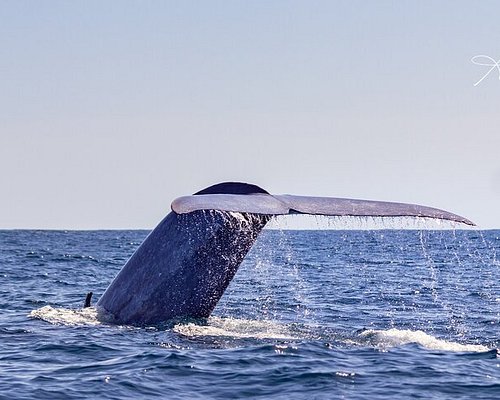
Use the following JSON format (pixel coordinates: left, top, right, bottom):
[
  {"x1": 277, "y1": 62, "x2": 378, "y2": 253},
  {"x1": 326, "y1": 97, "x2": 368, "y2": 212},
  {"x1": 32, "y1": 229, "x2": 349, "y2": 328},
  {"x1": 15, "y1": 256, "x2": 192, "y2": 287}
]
[{"x1": 96, "y1": 182, "x2": 474, "y2": 325}]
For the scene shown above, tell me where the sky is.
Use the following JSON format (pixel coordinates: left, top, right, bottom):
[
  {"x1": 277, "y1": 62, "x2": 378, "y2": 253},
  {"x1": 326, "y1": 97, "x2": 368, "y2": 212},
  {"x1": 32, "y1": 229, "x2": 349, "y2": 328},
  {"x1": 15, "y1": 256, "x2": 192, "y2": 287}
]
[{"x1": 1, "y1": 1, "x2": 499, "y2": 229}]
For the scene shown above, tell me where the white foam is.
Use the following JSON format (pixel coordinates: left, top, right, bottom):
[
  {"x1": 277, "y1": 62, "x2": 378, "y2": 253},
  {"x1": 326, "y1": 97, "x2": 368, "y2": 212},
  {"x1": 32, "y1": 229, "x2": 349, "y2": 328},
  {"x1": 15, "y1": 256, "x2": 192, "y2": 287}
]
[
  {"x1": 29, "y1": 308, "x2": 489, "y2": 353},
  {"x1": 173, "y1": 316, "x2": 298, "y2": 340},
  {"x1": 29, "y1": 305, "x2": 101, "y2": 326},
  {"x1": 359, "y1": 328, "x2": 489, "y2": 352}
]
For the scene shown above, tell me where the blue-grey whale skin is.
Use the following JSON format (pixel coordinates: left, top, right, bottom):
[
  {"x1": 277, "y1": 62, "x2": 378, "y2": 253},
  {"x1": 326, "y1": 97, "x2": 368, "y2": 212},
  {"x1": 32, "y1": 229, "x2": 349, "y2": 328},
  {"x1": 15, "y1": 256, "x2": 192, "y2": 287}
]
[
  {"x1": 97, "y1": 209, "x2": 269, "y2": 325},
  {"x1": 96, "y1": 182, "x2": 474, "y2": 325}
]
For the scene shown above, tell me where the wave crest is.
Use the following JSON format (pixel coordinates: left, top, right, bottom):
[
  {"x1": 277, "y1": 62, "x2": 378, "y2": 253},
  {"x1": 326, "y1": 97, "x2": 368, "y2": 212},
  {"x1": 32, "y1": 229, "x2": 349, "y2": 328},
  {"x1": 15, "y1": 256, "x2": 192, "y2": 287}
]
[{"x1": 359, "y1": 328, "x2": 489, "y2": 352}]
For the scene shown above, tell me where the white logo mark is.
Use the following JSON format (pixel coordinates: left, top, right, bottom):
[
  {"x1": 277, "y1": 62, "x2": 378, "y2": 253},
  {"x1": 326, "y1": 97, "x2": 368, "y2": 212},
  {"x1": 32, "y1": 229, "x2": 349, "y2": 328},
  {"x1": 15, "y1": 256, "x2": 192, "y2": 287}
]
[{"x1": 471, "y1": 55, "x2": 500, "y2": 86}]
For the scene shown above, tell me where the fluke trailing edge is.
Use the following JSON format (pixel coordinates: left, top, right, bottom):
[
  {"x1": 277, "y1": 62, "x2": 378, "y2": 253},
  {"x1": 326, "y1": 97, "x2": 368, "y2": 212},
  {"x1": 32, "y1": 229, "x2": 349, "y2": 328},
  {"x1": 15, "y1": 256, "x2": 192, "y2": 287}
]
[{"x1": 96, "y1": 182, "x2": 474, "y2": 325}]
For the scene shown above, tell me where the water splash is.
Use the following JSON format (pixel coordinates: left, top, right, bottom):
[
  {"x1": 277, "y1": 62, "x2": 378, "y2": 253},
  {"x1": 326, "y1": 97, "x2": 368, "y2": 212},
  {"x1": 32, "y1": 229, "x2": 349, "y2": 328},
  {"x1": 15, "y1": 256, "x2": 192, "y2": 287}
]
[
  {"x1": 29, "y1": 306, "x2": 493, "y2": 354},
  {"x1": 29, "y1": 305, "x2": 101, "y2": 326},
  {"x1": 173, "y1": 316, "x2": 298, "y2": 340},
  {"x1": 358, "y1": 328, "x2": 490, "y2": 353}
]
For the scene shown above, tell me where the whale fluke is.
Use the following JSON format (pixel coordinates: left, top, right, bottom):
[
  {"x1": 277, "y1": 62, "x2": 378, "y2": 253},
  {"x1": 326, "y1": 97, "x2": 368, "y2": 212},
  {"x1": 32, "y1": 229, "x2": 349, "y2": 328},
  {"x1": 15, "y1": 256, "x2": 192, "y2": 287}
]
[
  {"x1": 172, "y1": 192, "x2": 474, "y2": 226},
  {"x1": 96, "y1": 182, "x2": 474, "y2": 325}
]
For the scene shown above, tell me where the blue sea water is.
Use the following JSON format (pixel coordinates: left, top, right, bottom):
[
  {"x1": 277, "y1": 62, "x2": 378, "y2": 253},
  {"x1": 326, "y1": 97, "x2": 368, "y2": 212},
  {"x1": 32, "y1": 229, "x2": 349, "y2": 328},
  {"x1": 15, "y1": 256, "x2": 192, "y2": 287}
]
[{"x1": 0, "y1": 227, "x2": 498, "y2": 399}]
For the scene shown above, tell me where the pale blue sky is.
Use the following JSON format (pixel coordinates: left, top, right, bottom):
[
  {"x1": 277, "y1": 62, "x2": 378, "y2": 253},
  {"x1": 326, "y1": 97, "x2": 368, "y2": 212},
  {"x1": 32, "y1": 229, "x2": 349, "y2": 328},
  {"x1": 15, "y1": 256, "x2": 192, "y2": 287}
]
[{"x1": 1, "y1": 1, "x2": 499, "y2": 229}]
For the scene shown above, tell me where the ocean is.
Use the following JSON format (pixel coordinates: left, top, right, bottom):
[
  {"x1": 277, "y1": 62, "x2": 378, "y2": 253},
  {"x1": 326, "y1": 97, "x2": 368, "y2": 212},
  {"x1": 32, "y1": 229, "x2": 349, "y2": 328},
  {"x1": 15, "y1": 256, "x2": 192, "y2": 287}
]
[{"x1": 0, "y1": 227, "x2": 498, "y2": 399}]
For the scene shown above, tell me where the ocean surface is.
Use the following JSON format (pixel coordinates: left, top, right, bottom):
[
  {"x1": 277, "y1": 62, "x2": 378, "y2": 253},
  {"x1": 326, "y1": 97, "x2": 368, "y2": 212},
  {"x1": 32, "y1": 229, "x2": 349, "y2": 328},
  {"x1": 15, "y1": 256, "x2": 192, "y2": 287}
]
[{"x1": 0, "y1": 226, "x2": 498, "y2": 399}]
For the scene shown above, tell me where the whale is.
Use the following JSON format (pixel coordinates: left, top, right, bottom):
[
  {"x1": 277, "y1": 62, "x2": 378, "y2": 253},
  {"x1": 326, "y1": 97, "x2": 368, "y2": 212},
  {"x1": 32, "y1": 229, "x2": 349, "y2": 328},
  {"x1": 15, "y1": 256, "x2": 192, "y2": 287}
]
[{"x1": 96, "y1": 182, "x2": 474, "y2": 325}]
